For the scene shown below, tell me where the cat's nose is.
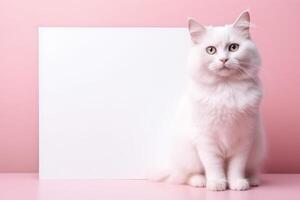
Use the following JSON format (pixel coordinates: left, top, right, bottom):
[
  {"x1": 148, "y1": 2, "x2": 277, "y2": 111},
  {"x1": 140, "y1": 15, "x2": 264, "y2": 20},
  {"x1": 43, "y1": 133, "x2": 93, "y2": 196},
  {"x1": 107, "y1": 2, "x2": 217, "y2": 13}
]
[{"x1": 219, "y1": 58, "x2": 228, "y2": 63}]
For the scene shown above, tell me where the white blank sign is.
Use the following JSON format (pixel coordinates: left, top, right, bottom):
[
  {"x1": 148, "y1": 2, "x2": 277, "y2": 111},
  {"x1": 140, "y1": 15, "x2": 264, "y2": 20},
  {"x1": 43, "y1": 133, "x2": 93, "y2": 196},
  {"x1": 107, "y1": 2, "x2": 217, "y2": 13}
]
[{"x1": 39, "y1": 27, "x2": 190, "y2": 179}]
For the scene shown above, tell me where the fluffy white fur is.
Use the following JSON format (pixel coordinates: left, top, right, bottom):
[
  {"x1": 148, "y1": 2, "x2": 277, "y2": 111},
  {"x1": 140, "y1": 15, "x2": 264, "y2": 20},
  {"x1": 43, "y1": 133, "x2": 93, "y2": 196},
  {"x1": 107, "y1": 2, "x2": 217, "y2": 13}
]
[{"x1": 150, "y1": 11, "x2": 266, "y2": 191}]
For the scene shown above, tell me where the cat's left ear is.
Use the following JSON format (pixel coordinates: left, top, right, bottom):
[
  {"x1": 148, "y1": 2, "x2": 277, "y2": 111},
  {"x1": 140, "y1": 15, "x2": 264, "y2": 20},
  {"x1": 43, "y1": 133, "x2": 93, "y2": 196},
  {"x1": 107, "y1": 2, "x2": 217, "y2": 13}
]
[
  {"x1": 188, "y1": 18, "x2": 206, "y2": 44},
  {"x1": 232, "y1": 10, "x2": 251, "y2": 37}
]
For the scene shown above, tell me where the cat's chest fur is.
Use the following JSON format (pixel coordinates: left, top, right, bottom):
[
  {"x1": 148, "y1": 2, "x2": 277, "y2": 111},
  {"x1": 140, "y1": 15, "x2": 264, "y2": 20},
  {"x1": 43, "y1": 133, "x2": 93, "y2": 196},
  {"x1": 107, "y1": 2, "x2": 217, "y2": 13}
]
[
  {"x1": 190, "y1": 81, "x2": 261, "y2": 112},
  {"x1": 188, "y1": 81, "x2": 261, "y2": 152}
]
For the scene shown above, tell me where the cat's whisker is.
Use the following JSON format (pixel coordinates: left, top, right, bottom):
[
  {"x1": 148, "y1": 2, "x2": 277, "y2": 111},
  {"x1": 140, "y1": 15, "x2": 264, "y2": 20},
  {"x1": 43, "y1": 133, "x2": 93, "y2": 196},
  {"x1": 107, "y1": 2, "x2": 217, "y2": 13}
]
[
  {"x1": 227, "y1": 62, "x2": 258, "y2": 82},
  {"x1": 236, "y1": 67, "x2": 258, "y2": 83}
]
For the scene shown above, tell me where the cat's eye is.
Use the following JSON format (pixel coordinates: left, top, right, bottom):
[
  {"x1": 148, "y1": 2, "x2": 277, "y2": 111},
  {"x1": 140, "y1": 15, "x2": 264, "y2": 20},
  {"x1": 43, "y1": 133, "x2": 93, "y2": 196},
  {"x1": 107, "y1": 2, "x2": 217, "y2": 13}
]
[
  {"x1": 206, "y1": 46, "x2": 217, "y2": 55},
  {"x1": 228, "y1": 43, "x2": 239, "y2": 52}
]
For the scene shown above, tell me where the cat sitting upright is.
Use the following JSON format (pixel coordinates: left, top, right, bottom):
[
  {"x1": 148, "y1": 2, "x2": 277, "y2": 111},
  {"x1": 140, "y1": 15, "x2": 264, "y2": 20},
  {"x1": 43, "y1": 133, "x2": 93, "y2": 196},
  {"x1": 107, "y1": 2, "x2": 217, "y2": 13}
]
[{"x1": 150, "y1": 10, "x2": 266, "y2": 191}]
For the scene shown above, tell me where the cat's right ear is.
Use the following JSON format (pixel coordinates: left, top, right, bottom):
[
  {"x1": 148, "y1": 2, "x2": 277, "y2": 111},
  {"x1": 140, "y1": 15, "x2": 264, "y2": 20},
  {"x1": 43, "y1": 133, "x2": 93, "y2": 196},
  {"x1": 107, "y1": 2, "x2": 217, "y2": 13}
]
[{"x1": 188, "y1": 18, "x2": 206, "y2": 44}]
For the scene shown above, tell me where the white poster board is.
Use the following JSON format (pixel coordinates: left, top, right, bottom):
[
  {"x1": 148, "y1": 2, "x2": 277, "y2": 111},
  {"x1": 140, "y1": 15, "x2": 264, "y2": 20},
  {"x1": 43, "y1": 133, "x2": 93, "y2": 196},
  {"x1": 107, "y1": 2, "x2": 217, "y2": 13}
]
[{"x1": 39, "y1": 27, "x2": 190, "y2": 179}]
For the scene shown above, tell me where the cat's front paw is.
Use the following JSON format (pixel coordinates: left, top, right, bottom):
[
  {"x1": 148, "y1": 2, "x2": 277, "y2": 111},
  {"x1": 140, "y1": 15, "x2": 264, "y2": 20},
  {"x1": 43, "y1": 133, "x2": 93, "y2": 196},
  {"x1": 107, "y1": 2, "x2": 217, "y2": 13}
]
[
  {"x1": 206, "y1": 179, "x2": 227, "y2": 191},
  {"x1": 229, "y1": 178, "x2": 250, "y2": 191}
]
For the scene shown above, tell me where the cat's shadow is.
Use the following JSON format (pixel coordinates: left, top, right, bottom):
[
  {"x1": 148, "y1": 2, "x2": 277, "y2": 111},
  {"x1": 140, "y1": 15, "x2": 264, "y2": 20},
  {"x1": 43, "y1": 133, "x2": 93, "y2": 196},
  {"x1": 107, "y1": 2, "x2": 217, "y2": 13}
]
[{"x1": 180, "y1": 179, "x2": 272, "y2": 200}]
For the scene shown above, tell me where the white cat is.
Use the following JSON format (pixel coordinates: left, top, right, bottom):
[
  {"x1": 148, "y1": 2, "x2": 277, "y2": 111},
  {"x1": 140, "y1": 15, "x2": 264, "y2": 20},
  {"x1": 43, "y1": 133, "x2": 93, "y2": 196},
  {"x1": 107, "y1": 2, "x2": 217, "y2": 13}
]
[{"x1": 150, "y1": 11, "x2": 266, "y2": 191}]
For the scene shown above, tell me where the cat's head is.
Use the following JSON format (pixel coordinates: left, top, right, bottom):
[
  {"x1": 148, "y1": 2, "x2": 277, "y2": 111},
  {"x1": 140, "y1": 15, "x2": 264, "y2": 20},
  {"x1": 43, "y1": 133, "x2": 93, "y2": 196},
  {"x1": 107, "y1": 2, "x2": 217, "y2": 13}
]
[{"x1": 187, "y1": 10, "x2": 261, "y2": 84}]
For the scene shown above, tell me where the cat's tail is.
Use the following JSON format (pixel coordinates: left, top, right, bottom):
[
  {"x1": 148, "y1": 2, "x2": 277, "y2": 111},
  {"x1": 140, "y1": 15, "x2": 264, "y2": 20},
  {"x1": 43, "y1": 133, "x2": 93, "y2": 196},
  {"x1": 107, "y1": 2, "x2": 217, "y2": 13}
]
[
  {"x1": 147, "y1": 169, "x2": 189, "y2": 184},
  {"x1": 147, "y1": 169, "x2": 170, "y2": 182}
]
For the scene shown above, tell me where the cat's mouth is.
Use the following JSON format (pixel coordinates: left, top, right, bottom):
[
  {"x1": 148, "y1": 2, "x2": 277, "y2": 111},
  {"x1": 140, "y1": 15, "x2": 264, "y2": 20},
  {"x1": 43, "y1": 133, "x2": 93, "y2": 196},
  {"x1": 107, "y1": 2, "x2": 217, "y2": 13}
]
[
  {"x1": 215, "y1": 65, "x2": 237, "y2": 77},
  {"x1": 219, "y1": 65, "x2": 234, "y2": 72},
  {"x1": 220, "y1": 65, "x2": 231, "y2": 70}
]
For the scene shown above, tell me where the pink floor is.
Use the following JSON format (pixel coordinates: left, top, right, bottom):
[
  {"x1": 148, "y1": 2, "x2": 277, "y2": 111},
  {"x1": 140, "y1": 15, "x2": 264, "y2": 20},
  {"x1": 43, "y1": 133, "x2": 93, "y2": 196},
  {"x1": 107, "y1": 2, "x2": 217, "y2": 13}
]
[{"x1": 1, "y1": 174, "x2": 300, "y2": 200}]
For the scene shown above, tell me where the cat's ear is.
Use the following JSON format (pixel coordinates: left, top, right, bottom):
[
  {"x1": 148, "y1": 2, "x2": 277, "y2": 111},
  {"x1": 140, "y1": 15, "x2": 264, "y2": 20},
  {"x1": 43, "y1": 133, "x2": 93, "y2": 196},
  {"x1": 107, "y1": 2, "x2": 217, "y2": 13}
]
[
  {"x1": 188, "y1": 18, "x2": 206, "y2": 44},
  {"x1": 232, "y1": 10, "x2": 251, "y2": 37}
]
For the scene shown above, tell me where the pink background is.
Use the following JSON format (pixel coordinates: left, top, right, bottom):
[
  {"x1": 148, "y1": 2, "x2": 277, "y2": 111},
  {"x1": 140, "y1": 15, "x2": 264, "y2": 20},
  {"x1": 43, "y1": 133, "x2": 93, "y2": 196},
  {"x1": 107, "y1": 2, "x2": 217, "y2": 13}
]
[{"x1": 0, "y1": 0, "x2": 299, "y2": 173}]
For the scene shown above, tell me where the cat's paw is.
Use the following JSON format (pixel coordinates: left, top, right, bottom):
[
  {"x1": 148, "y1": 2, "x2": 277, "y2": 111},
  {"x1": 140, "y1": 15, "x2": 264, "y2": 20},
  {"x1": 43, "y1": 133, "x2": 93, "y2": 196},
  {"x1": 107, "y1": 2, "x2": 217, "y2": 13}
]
[
  {"x1": 187, "y1": 174, "x2": 206, "y2": 187},
  {"x1": 206, "y1": 179, "x2": 227, "y2": 191},
  {"x1": 229, "y1": 178, "x2": 250, "y2": 191}
]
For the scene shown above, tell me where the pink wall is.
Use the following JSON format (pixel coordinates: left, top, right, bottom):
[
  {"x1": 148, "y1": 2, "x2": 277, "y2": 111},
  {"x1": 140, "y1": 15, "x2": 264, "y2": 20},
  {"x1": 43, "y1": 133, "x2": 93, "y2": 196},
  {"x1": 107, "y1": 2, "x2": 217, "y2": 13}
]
[{"x1": 0, "y1": 0, "x2": 299, "y2": 172}]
